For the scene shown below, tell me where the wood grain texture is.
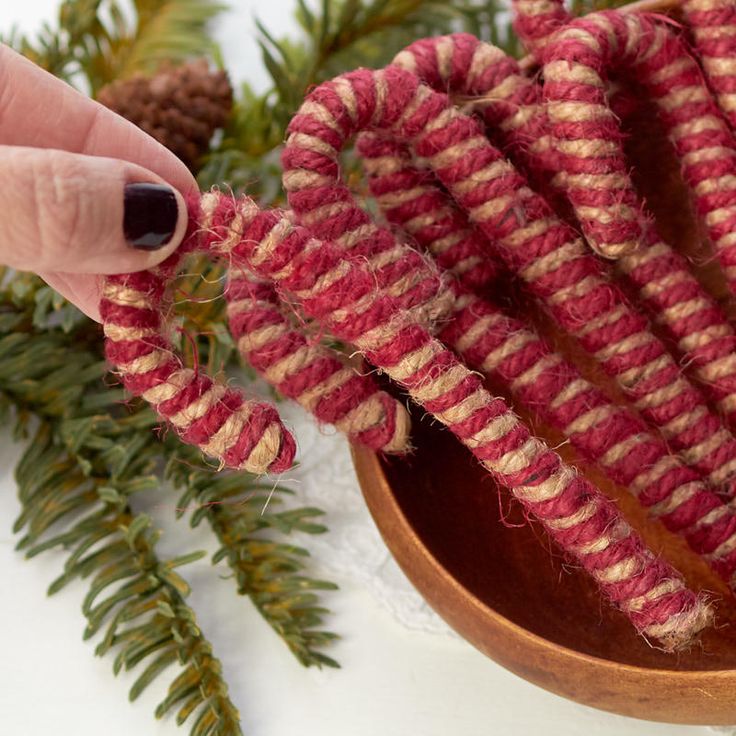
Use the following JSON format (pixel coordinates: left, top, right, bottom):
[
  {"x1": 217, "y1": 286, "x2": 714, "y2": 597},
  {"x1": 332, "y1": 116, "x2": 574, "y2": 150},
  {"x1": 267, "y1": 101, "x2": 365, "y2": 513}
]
[{"x1": 351, "y1": 0, "x2": 736, "y2": 724}]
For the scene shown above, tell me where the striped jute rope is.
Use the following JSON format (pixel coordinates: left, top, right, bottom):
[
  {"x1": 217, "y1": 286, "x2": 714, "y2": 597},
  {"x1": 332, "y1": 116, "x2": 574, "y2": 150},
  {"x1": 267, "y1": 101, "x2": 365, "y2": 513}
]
[
  {"x1": 511, "y1": 2, "x2": 736, "y2": 295},
  {"x1": 682, "y1": 0, "x2": 736, "y2": 128},
  {"x1": 542, "y1": 11, "x2": 736, "y2": 281},
  {"x1": 100, "y1": 247, "x2": 296, "y2": 475},
  {"x1": 284, "y1": 63, "x2": 736, "y2": 498},
  {"x1": 357, "y1": 130, "x2": 736, "y2": 586},
  {"x1": 100, "y1": 210, "x2": 409, "y2": 472},
  {"x1": 507, "y1": 7, "x2": 736, "y2": 428},
  {"x1": 512, "y1": 0, "x2": 571, "y2": 54},
  {"x1": 393, "y1": 31, "x2": 736, "y2": 451},
  {"x1": 225, "y1": 272, "x2": 410, "y2": 453}
]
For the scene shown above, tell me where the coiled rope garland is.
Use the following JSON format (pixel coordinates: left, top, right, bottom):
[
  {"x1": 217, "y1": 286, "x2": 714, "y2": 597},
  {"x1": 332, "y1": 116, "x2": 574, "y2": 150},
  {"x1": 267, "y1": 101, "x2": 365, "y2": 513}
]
[
  {"x1": 515, "y1": 3, "x2": 736, "y2": 427},
  {"x1": 100, "y1": 2, "x2": 736, "y2": 650}
]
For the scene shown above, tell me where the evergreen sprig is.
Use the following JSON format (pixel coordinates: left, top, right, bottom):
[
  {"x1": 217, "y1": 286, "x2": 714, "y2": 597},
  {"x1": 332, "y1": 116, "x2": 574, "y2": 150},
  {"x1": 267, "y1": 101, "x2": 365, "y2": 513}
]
[
  {"x1": 3, "y1": 0, "x2": 223, "y2": 93},
  {"x1": 15, "y1": 426, "x2": 243, "y2": 736},
  {"x1": 168, "y1": 446, "x2": 340, "y2": 668},
  {"x1": 5, "y1": 326, "x2": 243, "y2": 735},
  {"x1": 0, "y1": 276, "x2": 338, "y2": 734}
]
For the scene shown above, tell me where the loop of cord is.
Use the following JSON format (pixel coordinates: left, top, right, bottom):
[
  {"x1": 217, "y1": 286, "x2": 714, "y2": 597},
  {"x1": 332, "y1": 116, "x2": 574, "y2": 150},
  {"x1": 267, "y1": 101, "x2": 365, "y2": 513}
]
[
  {"x1": 542, "y1": 11, "x2": 736, "y2": 286},
  {"x1": 100, "y1": 240, "x2": 297, "y2": 475},
  {"x1": 101, "y1": 209, "x2": 410, "y2": 473},
  {"x1": 225, "y1": 271, "x2": 411, "y2": 452}
]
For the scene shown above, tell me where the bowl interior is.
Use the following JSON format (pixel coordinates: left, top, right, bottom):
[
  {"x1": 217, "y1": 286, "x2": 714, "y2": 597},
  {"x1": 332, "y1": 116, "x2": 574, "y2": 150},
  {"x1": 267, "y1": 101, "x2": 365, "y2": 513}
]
[{"x1": 378, "y1": 412, "x2": 736, "y2": 672}]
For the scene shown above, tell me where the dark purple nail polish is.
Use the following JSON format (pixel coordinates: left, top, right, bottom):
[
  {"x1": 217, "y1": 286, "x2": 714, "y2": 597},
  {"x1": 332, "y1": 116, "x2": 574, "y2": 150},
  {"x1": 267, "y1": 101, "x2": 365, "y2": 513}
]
[{"x1": 123, "y1": 183, "x2": 179, "y2": 250}]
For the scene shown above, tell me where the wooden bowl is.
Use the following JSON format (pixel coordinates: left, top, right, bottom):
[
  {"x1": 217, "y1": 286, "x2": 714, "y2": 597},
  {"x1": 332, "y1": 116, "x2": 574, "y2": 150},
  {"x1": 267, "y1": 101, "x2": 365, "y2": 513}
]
[{"x1": 352, "y1": 0, "x2": 736, "y2": 725}]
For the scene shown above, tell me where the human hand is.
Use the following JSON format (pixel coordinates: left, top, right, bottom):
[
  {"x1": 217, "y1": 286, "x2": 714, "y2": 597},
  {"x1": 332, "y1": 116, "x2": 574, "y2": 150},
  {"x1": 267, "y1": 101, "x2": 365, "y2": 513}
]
[{"x1": 0, "y1": 44, "x2": 197, "y2": 321}]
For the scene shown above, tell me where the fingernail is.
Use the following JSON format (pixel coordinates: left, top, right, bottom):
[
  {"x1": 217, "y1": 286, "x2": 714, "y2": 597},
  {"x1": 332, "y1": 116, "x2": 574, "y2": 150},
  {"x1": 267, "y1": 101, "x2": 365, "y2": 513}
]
[{"x1": 123, "y1": 183, "x2": 179, "y2": 250}]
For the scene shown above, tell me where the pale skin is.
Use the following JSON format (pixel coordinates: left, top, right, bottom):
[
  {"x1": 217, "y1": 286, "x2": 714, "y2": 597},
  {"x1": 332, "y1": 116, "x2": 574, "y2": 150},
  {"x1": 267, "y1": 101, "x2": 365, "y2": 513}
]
[{"x1": 0, "y1": 44, "x2": 197, "y2": 321}]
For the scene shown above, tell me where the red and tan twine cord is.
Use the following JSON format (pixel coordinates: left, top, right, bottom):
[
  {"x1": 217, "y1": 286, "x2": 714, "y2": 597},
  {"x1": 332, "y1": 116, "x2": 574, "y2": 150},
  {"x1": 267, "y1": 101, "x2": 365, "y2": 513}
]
[
  {"x1": 101, "y1": 238, "x2": 297, "y2": 476},
  {"x1": 225, "y1": 270, "x2": 411, "y2": 453},
  {"x1": 507, "y1": 3, "x2": 736, "y2": 438},
  {"x1": 100, "y1": 3, "x2": 736, "y2": 649},
  {"x1": 101, "y1": 212, "x2": 411, "y2": 469},
  {"x1": 105, "y1": 187, "x2": 710, "y2": 649},
  {"x1": 681, "y1": 0, "x2": 736, "y2": 128},
  {"x1": 357, "y1": 129, "x2": 736, "y2": 587},
  {"x1": 284, "y1": 62, "x2": 717, "y2": 645},
  {"x1": 393, "y1": 29, "x2": 736, "y2": 485}
]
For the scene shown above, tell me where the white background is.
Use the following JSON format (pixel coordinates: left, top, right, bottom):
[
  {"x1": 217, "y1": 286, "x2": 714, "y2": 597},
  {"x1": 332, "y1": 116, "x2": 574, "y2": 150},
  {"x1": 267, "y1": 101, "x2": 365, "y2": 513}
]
[{"x1": 0, "y1": 2, "x2": 725, "y2": 735}]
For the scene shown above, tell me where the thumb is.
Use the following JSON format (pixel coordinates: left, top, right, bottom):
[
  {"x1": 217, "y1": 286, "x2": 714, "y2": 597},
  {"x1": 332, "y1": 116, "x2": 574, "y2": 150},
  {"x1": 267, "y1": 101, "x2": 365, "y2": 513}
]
[{"x1": 0, "y1": 144, "x2": 189, "y2": 274}]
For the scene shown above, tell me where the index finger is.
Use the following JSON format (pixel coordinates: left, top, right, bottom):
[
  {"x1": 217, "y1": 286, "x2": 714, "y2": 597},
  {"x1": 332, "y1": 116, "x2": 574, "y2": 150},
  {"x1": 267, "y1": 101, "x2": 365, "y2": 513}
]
[{"x1": 0, "y1": 44, "x2": 198, "y2": 195}]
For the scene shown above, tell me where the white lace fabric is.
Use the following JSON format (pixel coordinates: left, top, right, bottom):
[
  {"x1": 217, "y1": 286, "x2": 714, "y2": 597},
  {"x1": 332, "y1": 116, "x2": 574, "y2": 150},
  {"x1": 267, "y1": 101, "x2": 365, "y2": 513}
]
[{"x1": 276, "y1": 400, "x2": 457, "y2": 638}]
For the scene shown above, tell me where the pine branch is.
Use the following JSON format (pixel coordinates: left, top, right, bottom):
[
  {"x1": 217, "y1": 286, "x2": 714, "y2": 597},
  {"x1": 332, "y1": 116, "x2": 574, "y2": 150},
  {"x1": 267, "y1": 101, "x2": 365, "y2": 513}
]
[
  {"x1": 0, "y1": 275, "x2": 339, "y2": 670},
  {"x1": 11, "y1": 393, "x2": 243, "y2": 735},
  {"x1": 0, "y1": 300, "x2": 241, "y2": 733},
  {"x1": 107, "y1": 0, "x2": 227, "y2": 81},
  {"x1": 167, "y1": 444, "x2": 340, "y2": 668}
]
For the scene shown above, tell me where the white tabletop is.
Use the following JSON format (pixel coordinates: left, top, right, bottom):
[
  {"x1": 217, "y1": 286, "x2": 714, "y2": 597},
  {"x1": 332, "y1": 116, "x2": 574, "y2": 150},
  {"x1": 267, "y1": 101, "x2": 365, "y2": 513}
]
[{"x1": 0, "y1": 2, "x2": 727, "y2": 734}]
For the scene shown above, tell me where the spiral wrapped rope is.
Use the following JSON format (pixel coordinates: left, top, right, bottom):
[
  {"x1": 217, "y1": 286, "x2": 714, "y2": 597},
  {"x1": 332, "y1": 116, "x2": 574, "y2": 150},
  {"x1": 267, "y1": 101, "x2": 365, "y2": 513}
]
[
  {"x1": 682, "y1": 0, "x2": 736, "y2": 128},
  {"x1": 357, "y1": 130, "x2": 736, "y2": 586},
  {"x1": 225, "y1": 266, "x2": 410, "y2": 453},
  {"x1": 285, "y1": 63, "x2": 736, "y2": 504},
  {"x1": 393, "y1": 30, "x2": 736, "y2": 478},
  {"x1": 101, "y1": 210, "x2": 408, "y2": 471},
  {"x1": 508, "y1": 4, "x2": 736, "y2": 436},
  {"x1": 512, "y1": 2, "x2": 736, "y2": 295},
  {"x1": 100, "y1": 244, "x2": 296, "y2": 475}
]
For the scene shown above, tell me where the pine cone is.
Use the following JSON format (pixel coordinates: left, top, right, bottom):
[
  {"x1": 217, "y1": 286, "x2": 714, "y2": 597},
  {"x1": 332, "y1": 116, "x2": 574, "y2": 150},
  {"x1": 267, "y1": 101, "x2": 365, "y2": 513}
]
[{"x1": 97, "y1": 60, "x2": 233, "y2": 171}]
